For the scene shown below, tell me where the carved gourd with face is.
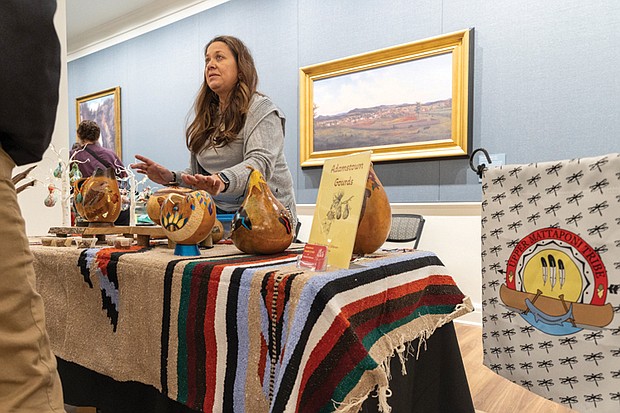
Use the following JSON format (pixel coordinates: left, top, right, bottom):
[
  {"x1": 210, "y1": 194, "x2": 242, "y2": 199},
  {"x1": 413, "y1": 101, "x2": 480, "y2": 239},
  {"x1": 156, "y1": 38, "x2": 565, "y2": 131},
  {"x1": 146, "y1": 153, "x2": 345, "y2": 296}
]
[
  {"x1": 72, "y1": 167, "x2": 121, "y2": 224},
  {"x1": 146, "y1": 186, "x2": 193, "y2": 224},
  {"x1": 160, "y1": 190, "x2": 216, "y2": 245}
]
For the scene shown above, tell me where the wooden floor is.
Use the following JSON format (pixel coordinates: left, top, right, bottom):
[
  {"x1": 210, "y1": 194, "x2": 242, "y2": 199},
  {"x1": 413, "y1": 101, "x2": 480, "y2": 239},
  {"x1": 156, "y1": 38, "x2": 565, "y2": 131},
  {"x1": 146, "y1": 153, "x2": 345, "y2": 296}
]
[{"x1": 454, "y1": 322, "x2": 575, "y2": 413}]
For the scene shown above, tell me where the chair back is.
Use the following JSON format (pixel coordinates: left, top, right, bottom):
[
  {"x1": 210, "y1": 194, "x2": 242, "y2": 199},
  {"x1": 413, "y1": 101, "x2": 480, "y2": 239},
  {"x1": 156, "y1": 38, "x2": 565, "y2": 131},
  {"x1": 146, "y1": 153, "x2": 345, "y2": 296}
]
[{"x1": 386, "y1": 214, "x2": 425, "y2": 249}]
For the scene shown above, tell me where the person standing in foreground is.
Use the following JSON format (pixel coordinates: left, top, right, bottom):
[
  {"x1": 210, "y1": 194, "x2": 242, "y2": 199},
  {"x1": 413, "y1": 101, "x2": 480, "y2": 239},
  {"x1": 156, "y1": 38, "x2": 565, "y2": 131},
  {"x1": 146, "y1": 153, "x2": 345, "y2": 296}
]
[
  {"x1": 131, "y1": 35, "x2": 298, "y2": 231},
  {"x1": 0, "y1": 1, "x2": 65, "y2": 411}
]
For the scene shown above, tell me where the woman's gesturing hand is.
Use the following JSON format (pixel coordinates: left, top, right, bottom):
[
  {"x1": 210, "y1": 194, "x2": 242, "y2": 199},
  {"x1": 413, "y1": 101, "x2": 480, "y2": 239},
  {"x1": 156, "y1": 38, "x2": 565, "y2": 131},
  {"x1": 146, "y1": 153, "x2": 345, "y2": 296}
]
[
  {"x1": 182, "y1": 173, "x2": 225, "y2": 196},
  {"x1": 130, "y1": 154, "x2": 174, "y2": 185}
]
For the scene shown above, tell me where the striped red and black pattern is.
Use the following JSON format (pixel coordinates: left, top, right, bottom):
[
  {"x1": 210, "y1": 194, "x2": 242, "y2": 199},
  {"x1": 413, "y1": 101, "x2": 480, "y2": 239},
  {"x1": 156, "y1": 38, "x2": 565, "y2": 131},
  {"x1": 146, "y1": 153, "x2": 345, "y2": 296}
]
[
  {"x1": 77, "y1": 245, "x2": 147, "y2": 331},
  {"x1": 161, "y1": 250, "x2": 472, "y2": 412}
]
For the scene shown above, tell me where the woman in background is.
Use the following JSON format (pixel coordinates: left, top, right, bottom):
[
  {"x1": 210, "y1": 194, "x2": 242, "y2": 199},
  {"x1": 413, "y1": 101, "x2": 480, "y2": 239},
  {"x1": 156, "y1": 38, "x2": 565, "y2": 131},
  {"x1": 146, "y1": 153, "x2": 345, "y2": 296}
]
[
  {"x1": 71, "y1": 120, "x2": 129, "y2": 225},
  {"x1": 71, "y1": 120, "x2": 125, "y2": 178}
]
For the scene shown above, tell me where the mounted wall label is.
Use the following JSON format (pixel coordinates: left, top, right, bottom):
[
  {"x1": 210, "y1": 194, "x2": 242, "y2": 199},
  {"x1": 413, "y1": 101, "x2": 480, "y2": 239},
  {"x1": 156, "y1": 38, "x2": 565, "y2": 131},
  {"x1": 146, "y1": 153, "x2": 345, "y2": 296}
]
[{"x1": 479, "y1": 153, "x2": 505, "y2": 182}]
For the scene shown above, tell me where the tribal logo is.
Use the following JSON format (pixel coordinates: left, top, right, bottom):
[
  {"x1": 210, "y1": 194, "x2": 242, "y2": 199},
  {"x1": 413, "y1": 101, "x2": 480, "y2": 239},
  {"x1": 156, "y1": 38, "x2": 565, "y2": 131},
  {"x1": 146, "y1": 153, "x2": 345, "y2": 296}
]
[{"x1": 500, "y1": 227, "x2": 614, "y2": 335}]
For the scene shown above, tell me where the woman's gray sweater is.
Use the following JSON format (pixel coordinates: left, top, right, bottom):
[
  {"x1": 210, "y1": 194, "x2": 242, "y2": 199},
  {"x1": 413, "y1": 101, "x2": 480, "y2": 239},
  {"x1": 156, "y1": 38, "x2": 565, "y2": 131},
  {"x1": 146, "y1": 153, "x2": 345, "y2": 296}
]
[{"x1": 173, "y1": 94, "x2": 298, "y2": 229}]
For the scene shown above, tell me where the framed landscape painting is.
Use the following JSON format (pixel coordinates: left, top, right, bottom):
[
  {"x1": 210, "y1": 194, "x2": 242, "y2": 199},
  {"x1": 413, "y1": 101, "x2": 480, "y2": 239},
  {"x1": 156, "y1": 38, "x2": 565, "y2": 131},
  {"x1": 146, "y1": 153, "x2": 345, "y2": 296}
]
[
  {"x1": 299, "y1": 29, "x2": 473, "y2": 167},
  {"x1": 76, "y1": 86, "x2": 122, "y2": 158}
]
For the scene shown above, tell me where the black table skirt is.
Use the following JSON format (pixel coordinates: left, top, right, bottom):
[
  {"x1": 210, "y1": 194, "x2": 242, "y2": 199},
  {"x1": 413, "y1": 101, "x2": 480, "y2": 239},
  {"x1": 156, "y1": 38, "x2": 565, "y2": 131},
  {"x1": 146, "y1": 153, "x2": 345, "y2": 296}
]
[{"x1": 59, "y1": 322, "x2": 474, "y2": 413}]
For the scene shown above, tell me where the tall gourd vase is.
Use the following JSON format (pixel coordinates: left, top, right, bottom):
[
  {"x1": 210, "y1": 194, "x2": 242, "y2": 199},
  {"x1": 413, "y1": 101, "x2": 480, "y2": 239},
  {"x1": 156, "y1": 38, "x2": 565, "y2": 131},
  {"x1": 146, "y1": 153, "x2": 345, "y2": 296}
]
[
  {"x1": 352, "y1": 164, "x2": 391, "y2": 254},
  {"x1": 72, "y1": 167, "x2": 122, "y2": 226},
  {"x1": 159, "y1": 190, "x2": 216, "y2": 256},
  {"x1": 231, "y1": 168, "x2": 294, "y2": 254}
]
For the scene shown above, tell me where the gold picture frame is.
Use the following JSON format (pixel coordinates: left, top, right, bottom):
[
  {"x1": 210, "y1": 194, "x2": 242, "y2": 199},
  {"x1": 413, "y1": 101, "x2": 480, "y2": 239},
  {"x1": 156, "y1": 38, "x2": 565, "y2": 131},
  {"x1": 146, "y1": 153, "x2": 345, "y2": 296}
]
[
  {"x1": 299, "y1": 29, "x2": 472, "y2": 167},
  {"x1": 76, "y1": 86, "x2": 122, "y2": 158}
]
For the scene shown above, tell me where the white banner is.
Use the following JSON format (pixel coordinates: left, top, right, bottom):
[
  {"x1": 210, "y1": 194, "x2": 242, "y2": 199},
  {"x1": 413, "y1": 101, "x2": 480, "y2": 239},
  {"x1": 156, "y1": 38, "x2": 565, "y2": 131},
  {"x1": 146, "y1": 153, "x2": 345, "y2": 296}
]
[{"x1": 481, "y1": 153, "x2": 620, "y2": 412}]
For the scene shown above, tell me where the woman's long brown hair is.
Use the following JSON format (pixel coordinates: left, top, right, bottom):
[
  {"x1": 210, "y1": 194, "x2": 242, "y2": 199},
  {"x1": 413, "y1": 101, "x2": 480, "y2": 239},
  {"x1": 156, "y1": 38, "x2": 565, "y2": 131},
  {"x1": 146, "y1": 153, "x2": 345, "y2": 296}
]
[{"x1": 185, "y1": 35, "x2": 258, "y2": 153}]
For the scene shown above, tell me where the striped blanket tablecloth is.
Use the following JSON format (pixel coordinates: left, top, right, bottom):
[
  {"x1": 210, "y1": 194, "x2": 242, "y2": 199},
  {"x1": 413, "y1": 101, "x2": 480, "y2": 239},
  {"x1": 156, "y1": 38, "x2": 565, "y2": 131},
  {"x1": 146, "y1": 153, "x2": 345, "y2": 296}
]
[{"x1": 33, "y1": 244, "x2": 472, "y2": 413}]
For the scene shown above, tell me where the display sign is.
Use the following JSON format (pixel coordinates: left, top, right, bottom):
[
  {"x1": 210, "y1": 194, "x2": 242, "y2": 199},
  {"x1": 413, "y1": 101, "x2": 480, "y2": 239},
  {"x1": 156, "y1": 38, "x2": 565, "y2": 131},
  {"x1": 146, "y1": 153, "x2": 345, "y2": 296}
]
[
  {"x1": 297, "y1": 244, "x2": 328, "y2": 271},
  {"x1": 308, "y1": 151, "x2": 372, "y2": 269}
]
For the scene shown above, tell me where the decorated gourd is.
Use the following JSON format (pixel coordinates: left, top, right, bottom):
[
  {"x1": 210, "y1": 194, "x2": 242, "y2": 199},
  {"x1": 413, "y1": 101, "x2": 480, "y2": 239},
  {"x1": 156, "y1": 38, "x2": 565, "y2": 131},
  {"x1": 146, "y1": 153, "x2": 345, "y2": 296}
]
[
  {"x1": 146, "y1": 186, "x2": 193, "y2": 224},
  {"x1": 160, "y1": 190, "x2": 216, "y2": 249},
  {"x1": 352, "y1": 164, "x2": 391, "y2": 254},
  {"x1": 211, "y1": 219, "x2": 224, "y2": 243},
  {"x1": 72, "y1": 167, "x2": 122, "y2": 225},
  {"x1": 231, "y1": 168, "x2": 294, "y2": 254}
]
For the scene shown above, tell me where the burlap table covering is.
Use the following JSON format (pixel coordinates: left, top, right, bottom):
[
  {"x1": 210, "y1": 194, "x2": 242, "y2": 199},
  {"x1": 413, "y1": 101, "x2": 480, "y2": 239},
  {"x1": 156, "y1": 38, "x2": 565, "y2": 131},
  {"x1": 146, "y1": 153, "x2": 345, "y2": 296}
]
[{"x1": 33, "y1": 244, "x2": 472, "y2": 412}]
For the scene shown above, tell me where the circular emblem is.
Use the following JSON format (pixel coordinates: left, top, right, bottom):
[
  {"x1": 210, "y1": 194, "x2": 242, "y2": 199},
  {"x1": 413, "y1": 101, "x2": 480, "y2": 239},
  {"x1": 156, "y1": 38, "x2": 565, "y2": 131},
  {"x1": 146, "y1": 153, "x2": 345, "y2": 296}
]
[{"x1": 502, "y1": 228, "x2": 612, "y2": 335}]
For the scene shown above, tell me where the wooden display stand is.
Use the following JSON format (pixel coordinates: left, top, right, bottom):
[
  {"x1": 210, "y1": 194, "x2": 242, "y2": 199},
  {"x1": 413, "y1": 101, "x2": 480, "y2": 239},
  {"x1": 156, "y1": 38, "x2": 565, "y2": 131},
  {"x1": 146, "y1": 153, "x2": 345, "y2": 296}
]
[{"x1": 48, "y1": 225, "x2": 166, "y2": 247}]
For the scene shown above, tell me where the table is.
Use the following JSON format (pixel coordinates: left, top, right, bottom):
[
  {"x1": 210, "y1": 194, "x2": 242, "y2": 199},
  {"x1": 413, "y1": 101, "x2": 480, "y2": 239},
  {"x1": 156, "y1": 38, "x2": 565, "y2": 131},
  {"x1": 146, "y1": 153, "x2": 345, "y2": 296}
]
[{"x1": 32, "y1": 243, "x2": 474, "y2": 413}]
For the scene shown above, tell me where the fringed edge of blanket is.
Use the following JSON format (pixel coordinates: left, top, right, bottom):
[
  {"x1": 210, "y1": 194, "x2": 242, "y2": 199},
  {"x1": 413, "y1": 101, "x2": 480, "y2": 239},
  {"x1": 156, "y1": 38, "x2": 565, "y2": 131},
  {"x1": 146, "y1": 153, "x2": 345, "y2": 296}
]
[{"x1": 334, "y1": 296, "x2": 474, "y2": 413}]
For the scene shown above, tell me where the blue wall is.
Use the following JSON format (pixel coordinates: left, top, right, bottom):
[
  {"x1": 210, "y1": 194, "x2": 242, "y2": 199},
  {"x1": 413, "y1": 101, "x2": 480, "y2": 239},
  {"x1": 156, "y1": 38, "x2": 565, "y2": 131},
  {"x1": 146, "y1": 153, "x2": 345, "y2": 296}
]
[{"x1": 68, "y1": 0, "x2": 620, "y2": 204}]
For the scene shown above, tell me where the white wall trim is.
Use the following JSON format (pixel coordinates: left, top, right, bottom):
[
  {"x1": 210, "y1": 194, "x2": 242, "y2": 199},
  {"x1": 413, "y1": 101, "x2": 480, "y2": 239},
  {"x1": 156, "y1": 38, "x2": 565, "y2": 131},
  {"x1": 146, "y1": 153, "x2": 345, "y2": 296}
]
[
  {"x1": 297, "y1": 202, "x2": 481, "y2": 217},
  {"x1": 68, "y1": 0, "x2": 229, "y2": 61}
]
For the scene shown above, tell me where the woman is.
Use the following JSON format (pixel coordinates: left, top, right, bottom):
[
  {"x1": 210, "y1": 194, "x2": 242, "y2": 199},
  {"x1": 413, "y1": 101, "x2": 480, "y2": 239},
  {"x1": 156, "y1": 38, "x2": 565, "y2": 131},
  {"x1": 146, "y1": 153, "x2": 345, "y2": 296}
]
[
  {"x1": 71, "y1": 119, "x2": 130, "y2": 225},
  {"x1": 131, "y1": 35, "x2": 297, "y2": 229},
  {"x1": 71, "y1": 120, "x2": 125, "y2": 178}
]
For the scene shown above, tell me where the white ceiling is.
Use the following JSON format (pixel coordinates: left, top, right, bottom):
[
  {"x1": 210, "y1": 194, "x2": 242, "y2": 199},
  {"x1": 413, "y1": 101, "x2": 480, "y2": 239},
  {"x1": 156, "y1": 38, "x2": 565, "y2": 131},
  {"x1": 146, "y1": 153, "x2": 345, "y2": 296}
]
[{"x1": 66, "y1": 0, "x2": 227, "y2": 60}]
